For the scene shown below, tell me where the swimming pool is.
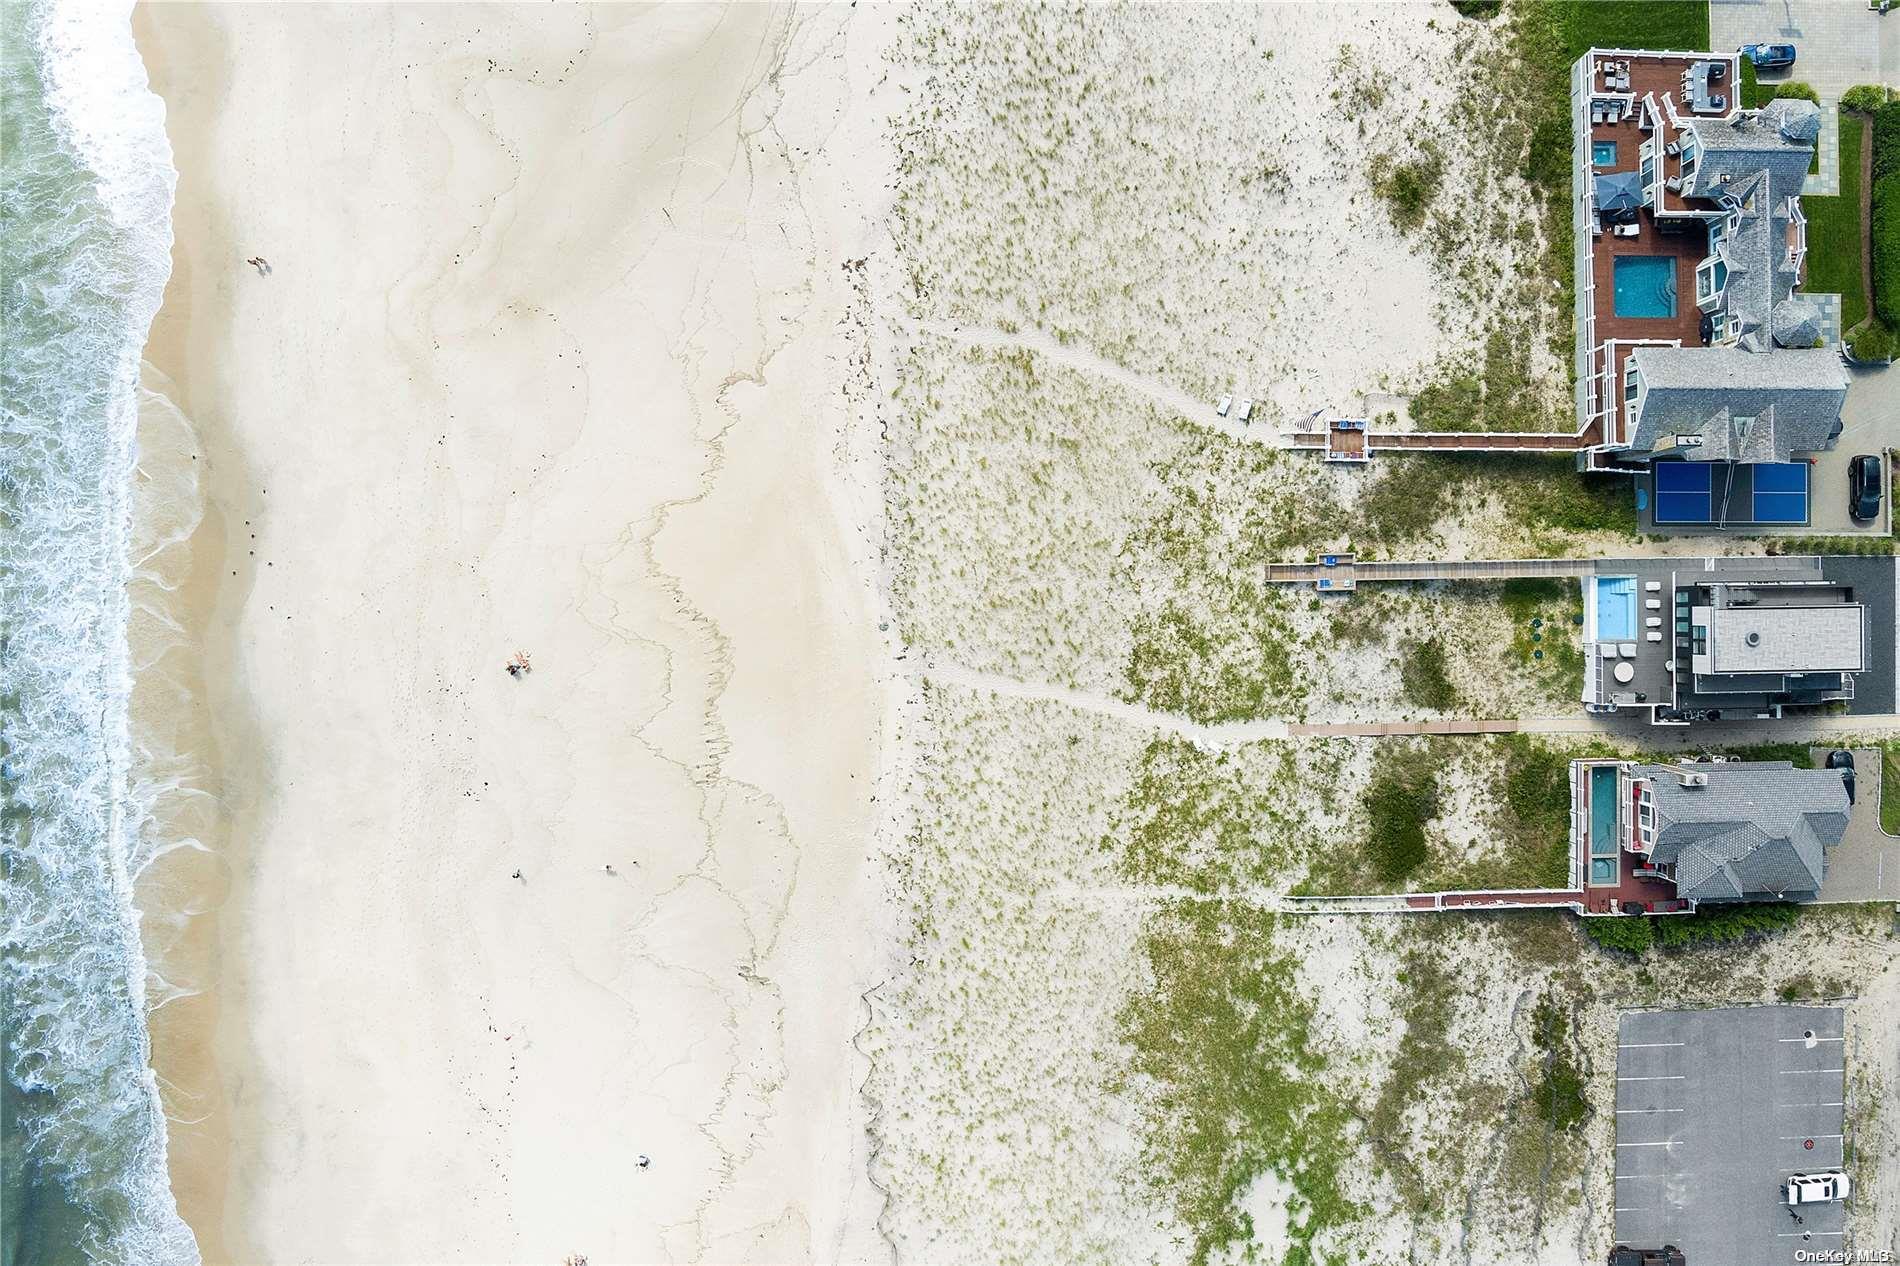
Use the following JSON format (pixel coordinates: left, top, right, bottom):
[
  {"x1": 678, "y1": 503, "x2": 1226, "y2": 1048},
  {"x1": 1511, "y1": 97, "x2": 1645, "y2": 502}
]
[
  {"x1": 1592, "y1": 139, "x2": 1618, "y2": 167},
  {"x1": 1612, "y1": 255, "x2": 1677, "y2": 318},
  {"x1": 1591, "y1": 576, "x2": 1637, "y2": 642},
  {"x1": 1588, "y1": 764, "x2": 1621, "y2": 883}
]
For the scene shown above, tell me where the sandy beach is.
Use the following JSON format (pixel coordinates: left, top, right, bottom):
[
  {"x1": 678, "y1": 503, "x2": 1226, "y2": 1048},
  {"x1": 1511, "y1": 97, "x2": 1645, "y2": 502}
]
[
  {"x1": 109, "y1": 3, "x2": 1900, "y2": 1263},
  {"x1": 132, "y1": 3, "x2": 895, "y2": 1261}
]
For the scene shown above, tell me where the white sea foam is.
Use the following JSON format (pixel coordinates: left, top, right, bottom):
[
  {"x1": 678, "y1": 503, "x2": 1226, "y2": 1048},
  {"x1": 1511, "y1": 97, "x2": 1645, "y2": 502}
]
[{"x1": 0, "y1": 0, "x2": 196, "y2": 1262}]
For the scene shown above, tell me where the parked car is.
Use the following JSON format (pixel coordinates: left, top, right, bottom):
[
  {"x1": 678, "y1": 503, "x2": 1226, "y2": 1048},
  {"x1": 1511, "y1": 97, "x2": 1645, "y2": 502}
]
[
  {"x1": 1824, "y1": 751, "x2": 1857, "y2": 803},
  {"x1": 1786, "y1": 1170, "x2": 1851, "y2": 1205},
  {"x1": 1608, "y1": 1248, "x2": 1685, "y2": 1266},
  {"x1": 1741, "y1": 43, "x2": 1797, "y2": 71},
  {"x1": 1849, "y1": 454, "x2": 1883, "y2": 521}
]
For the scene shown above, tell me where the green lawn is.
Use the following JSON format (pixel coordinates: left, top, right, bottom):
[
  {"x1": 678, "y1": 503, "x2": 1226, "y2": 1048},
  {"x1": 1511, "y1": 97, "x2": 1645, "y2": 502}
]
[
  {"x1": 1555, "y1": 0, "x2": 1709, "y2": 59},
  {"x1": 1807, "y1": 113, "x2": 1869, "y2": 333}
]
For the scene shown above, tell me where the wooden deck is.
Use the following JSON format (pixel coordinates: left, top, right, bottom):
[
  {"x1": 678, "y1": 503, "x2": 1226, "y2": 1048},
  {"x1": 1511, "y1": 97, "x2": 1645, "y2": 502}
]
[
  {"x1": 1590, "y1": 222, "x2": 1708, "y2": 348},
  {"x1": 1583, "y1": 856, "x2": 1683, "y2": 915},
  {"x1": 1582, "y1": 50, "x2": 1719, "y2": 448}
]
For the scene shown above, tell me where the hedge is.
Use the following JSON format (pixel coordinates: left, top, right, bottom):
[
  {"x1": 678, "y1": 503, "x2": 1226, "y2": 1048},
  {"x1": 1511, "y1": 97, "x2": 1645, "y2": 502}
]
[
  {"x1": 1876, "y1": 170, "x2": 1900, "y2": 330},
  {"x1": 1875, "y1": 101, "x2": 1900, "y2": 182}
]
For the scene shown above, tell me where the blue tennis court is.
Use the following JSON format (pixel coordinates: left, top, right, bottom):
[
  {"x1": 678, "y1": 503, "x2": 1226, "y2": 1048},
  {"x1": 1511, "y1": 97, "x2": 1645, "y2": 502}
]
[
  {"x1": 1650, "y1": 461, "x2": 1809, "y2": 526},
  {"x1": 1750, "y1": 461, "x2": 1809, "y2": 524},
  {"x1": 1653, "y1": 461, "x2": 1713, "y2": 524}
]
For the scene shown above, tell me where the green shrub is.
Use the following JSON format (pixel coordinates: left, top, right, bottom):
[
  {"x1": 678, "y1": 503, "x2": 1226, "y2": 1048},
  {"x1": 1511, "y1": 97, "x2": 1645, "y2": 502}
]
[
  {"x1": 1400, "y1": 638, "x2": 1459, "y2": 712},
  {"x1": 1452, "y1": 0, "x2": 1503, "y2": 17},
  {"x1": 1770, "y1": 81, "x2": 1821, "y2": 106},
  {"x1": 1365, "y1": 762, "x2": 1440, "y2": 883},
  {"x1": 1583, "y1": 914, "x2": 1653, "y2": 954},
  {"x1": 1875, "y1": 171, "x2": 1900, "y2": 330},
  {"x1": 1842, "y1": 84, "x2": 1895, "y2": 114},
  {"x1": 1530, "y1": 992, "x2": 1587, "y2": 1132},
  {"x1": 1849, "y1": 320, "x2": 1896, "y2": 364},
  {"x1": 1652, "y1": 902, "x2": 1802, "y2": 949},
  {"x1": 1850, "y1": 321, "x2": 1893, "y2": 361},
  {"x1": 1369, "y1": 147, "x2": 1445, "y2": 234}
]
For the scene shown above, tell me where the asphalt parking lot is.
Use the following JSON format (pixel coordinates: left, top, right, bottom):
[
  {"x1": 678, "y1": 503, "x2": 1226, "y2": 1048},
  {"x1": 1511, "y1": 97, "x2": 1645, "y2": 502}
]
[{"x1": 1615, "y1": 1006, "x2": 1848, "y2": 1265}]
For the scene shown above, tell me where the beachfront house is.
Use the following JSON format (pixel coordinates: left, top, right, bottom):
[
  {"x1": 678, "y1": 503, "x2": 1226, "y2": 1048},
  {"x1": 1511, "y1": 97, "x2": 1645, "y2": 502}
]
[
  {"x1": 1571, "y1": 50, "x2": 1848, "y2": 476},
  {"x1": 1570, "y1": 758, "x2": 1849, "y2": 912},
  {"x1": 1581, "y1": 556, "x2": 1866, "y2": 724}
]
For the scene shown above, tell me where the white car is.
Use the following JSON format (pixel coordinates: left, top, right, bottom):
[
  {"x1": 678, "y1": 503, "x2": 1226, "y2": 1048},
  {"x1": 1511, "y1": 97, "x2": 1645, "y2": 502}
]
[
  {"x1": 1786, "y1": 1170, "x2": 1851, "y2": 1205},
  {"x1": 1216, "y1": 395, "x2": 1232, "y2": 417}
]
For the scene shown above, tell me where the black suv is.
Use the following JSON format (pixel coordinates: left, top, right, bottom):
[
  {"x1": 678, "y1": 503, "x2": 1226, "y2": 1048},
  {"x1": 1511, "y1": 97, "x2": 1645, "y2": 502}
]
[
  {"x1": 1828, "y1": 749, "x2": 1857, "y2": 804},
  {"x1": 1609, "y1": 1248, "x2": 1686, "y2": 1266},
  {"x1": 1849, "y1": 454, "x2": 1883, "y2": 521}
]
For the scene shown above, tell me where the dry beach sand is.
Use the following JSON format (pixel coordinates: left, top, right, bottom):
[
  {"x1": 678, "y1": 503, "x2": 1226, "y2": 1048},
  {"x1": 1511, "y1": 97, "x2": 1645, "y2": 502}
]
[{"x1": 133, "y1": 3, "x2": 896, "y2": 1261}]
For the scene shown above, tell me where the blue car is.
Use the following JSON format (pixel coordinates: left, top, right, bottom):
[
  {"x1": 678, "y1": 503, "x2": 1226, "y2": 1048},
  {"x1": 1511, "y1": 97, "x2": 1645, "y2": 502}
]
[{"x1": 1740, "y1": 43, "x2": 1797, "y2": 71}]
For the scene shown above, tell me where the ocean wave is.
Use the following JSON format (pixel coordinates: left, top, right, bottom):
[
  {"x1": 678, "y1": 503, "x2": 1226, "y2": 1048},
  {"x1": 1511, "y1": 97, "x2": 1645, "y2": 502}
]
[{"x1": 0, "y1": 0, "x2": 198, "y2": 1263}]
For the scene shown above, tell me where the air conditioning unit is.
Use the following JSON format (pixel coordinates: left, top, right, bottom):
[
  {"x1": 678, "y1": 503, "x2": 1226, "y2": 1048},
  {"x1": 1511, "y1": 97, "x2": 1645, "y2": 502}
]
[{"x1": 1679, "y1": 771, "x2": 1709, "y2": 787}]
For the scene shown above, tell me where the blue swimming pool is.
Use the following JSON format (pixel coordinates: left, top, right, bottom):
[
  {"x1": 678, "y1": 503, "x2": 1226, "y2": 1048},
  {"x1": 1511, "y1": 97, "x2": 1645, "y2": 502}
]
[
  {"x1": 1592, "y1": 139, "x2": 1618, "y2": 167},
  {"x1": 1592, "y1": 576, "x2": 1637, "y2": 641},
  {"x1": 1612, "y1": 255, "x2": 1677, "y2": 318},
  {"x1": 1589, "y1": 764, "x2": 1621, "y2": 884}
]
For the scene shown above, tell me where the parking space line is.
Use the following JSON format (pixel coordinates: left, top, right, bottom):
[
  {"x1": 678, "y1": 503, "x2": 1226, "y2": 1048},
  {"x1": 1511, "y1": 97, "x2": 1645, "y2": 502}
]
[
  {"x1": 1777, "y1": 1036, "x2": 1844, "y2": 1043},
  {"x1": 1777, "y1": 1232, "x2": 1845, "y2": 1238},
  {"x1": 1616, "y1": 1107, "x2": 1684, "y2": 1114},
  {"x1": 1613, "y1": 1206, "x2": 1647, "y2": 1212},
  {"x1": 1777, "y1": 1068, "x2": 1845, "y2": 1074},
  {"x1": 1619, "y1": 1041, "x2": 1686, "y2": 1048},
  {"x1": 1616, "y1": 1141, "x2": 1678, "y2": 1148},
  {"x1": 1619, "y1": 1075, "x2": 1687, "y2": 1081},
  {"x1": 1779, "y1": 1133, "x2": 1845, "y2": 1140}
]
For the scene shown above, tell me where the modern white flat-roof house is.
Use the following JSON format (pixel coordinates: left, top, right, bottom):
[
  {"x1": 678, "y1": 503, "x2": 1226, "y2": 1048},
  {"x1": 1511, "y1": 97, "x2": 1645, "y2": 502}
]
[
  {"x1": 1570, "y1": 49, "x2": 1848, "y2": 474},
  {"x1": 1579, "y1": 555, "x2": 1866, "y2": 723}
]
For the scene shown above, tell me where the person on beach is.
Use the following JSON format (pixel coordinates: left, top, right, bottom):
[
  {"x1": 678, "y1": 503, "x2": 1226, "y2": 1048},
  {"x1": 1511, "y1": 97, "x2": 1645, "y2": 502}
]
[{"x1": 245, "y1": 256, "x2": 271, "y2": 276}]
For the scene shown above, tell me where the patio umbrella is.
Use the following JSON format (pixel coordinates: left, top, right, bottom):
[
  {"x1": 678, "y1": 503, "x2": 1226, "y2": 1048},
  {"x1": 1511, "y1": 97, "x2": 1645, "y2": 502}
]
[{"x1": 1595, "y1": 170, "x2": 1644, "y2": 220}]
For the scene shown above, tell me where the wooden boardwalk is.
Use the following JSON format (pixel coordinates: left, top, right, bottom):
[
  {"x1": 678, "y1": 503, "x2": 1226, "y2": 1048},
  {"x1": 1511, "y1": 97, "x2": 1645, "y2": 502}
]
[
  {"x1": 1265, "y1": 555, "x2": 1597, "y2": 589},
  {"x1": 1289, "y1": 428, "x2": 1590, "y2": 453}
]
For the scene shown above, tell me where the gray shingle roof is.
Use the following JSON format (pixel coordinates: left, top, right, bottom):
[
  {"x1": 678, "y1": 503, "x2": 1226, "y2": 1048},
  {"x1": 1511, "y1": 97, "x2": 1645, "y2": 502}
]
[
  {"x1": 1639, "y1": 761, "x2": 1848, "y2": 902},
  {"x1": 1628, "y1": 345, "x2": 1848, "y2": 459},
  {"x1": 1773, "y1": 298, "x2": 1822, "y2": 348}
]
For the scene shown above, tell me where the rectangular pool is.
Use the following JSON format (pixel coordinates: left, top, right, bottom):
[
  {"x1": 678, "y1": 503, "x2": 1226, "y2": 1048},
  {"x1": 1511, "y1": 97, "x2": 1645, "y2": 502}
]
[
  {"x1": 1592, "y1": 139, "x2": 1618, "y2": 167},
  {"x1": 1591, "y1": 576, "x2": 1637, "y2": 642},
  {"x1": 1589, "y1": 764, "x2": 1621, "y2": 884},
  {"x1": 1612, "y1": 255, "x2": 1678, "y2": 318}
]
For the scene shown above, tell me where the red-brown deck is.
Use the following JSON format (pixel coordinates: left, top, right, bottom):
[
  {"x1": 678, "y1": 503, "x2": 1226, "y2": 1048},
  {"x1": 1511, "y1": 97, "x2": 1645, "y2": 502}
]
[
  {"x1": 1590, "y1": 226, "x2": 1708, "y2": 348},
  {"x1": 1583, "y1": 853, "x2": 1685, "y2": 914},
  {"x1": 1582, "y1": 51, "x2": 1727, "y2": 448}
]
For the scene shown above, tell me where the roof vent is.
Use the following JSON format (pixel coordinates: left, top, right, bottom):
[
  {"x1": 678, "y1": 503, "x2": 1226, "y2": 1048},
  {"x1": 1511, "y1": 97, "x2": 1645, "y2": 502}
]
[{"x1": 1745, "y1": 630, "x2": 1762, "y2": 647}]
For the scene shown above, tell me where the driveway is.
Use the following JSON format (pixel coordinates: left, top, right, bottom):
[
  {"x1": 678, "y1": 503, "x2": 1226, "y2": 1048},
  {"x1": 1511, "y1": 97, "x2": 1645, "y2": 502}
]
[
  {"x1": 1711, "y1": 1, "x2": 1900, "y2": 99},
  {"x1": 1811, "y1": 746, "x2": 1897, "y2": 901}
]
